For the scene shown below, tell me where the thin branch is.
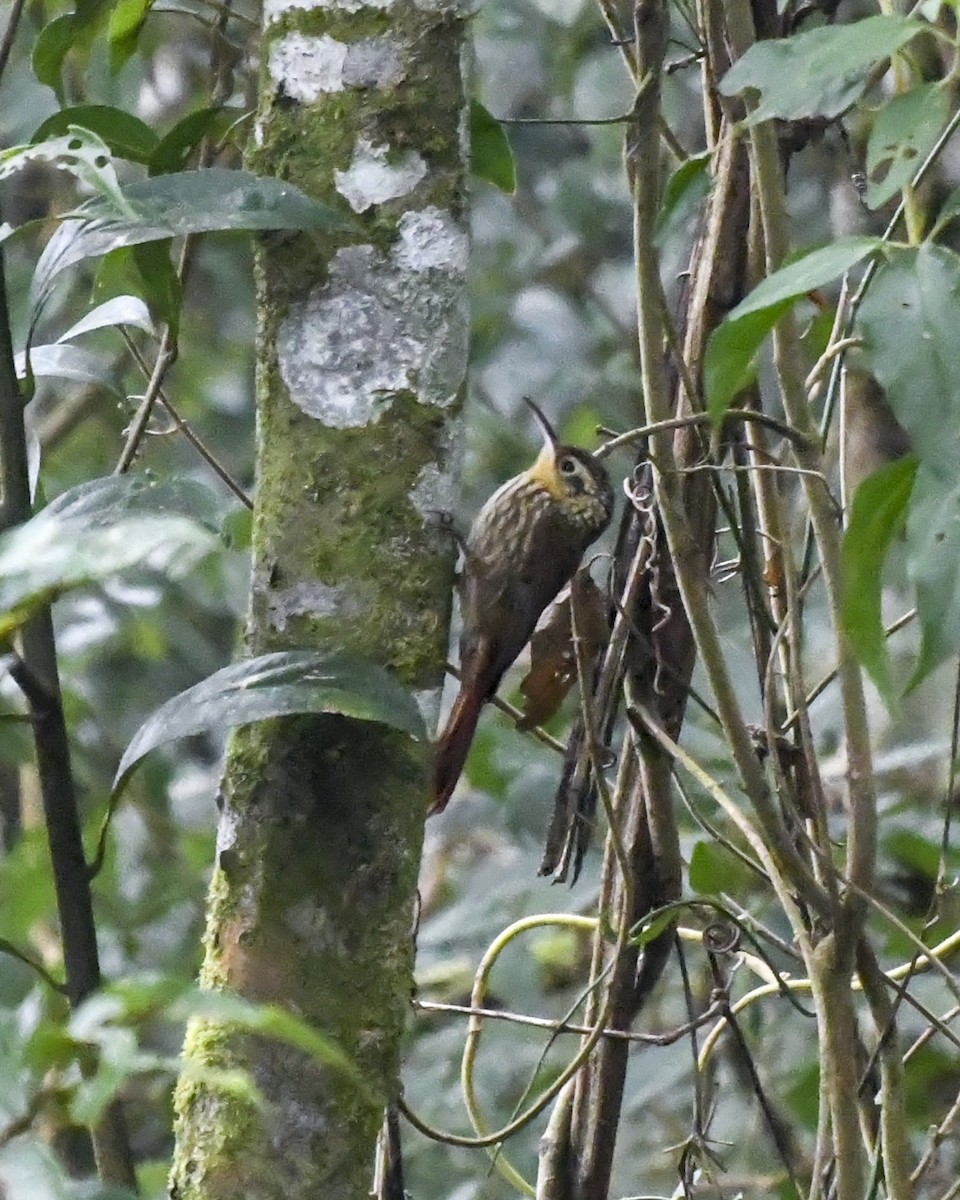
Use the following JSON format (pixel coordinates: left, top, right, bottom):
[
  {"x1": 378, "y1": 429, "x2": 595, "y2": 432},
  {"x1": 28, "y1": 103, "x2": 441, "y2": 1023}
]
[
  {"x1": 0, "y1": 937, "x2": 68, "y2": 994},
  {"x1": 0, "y1": 0, "x2": 28, "y2": 84},
  {"x1": 595, "y1": 407, "x2": 814, "y2": 459},
  {"x1": 414, "y1": 997, "x2": 722, "y2": 1045},
  {"x1": 0, "y1": 221, "x2": 138, "y2": 1190}
]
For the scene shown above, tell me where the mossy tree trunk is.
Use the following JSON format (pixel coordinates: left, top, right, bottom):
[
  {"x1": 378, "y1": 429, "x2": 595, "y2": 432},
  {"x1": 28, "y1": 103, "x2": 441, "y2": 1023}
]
[{"x1": 168, "y1": 2, "x2": 468, "y2": 1196}]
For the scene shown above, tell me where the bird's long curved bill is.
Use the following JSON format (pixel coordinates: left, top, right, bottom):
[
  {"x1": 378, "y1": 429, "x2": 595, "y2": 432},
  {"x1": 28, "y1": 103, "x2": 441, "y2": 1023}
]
[{"x1": 523, "y1": 396, "x2": 558, "y2": 449}]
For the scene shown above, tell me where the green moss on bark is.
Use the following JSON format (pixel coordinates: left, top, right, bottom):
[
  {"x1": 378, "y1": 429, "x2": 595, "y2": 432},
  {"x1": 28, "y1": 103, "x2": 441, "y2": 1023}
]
[{"x1": 169, "y1": 1, "x2": 467, "y2": 1196}]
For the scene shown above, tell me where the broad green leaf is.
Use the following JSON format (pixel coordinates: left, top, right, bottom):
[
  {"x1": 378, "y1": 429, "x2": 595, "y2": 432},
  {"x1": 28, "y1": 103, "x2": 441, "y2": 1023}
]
[
  {"x1": 32, "y1": 106, "x2": 158, "y2": 163},
  {"x1": 92, "y1": 243, "x2": 182, "y2": 335},
  {"x1": 655, "y1": 150, "x2": 711, "y2": 242},
  {"x1": 0, "y1": 515, "x2": 216, "y2": 636},
  {"x1": 720, "y1": 14, "x2": 924, "y2": 123},
  {"x1": 866, "y1": 83, "x2": 950, "y2": 210},
  {"x1": 705, "y1": 236, "x2": 881, "y2": 419},
  {"x1": 857, "y1": 243, "x2": 960, "y2": 476},
  {"x1": 134, "y1": 241, "x2": 182, "y2": 336},
  {"x1": 841, "y1": 455, "x2": 917, "y2": 701},
  {"x1": 729, "y1": 237, "x2": 882, "y2": 319},
  {"x1": 30, "y1": 169, "x2": 353, "y2": 321},
  {"x1": 907, "y1": 466, "x2": 960, "y2": 688},
  {"x1": 0, "y1": 475, "x2": 224, "y2": 636},
  {"x1": 42, "y1": 473, "x2": 228, "y2": 529},
  {"x1": 113, "y1": 650, "x2": 427, "y2": 791},
  {"x1": 79, "y1": 166, "x2": 351, "y2": 236},
  {"x1": 148, "y1": 106, "x2": 232, "y2": 176},
  {"x1": 0, "y1": 830, "x2": 57, "y2": 944},
  {"x1": 688, "y1": 839, "x2": 754, "y2": 895},
  {"x1": 14, "y1": 344, "x2": 123, "y2": 395},
  {"x1": 883, "y1": 827, "x2": 942, "y2": 878},
  {"x1": 32, "y1": 14, "x2": 82, "y2": 98},
  {"x1": 108, "y1": 0, "x2": 152, "y2": 72},
  {"x1": 165, "y1": 988, "x2": 374, "y2": 1097},
  {"x1": 705, "y1": 300, "x2": 790, "y2": 419},
  {"x1": 470, "y1": 99, "x2": 516, "y2": 194},
  {"x1": 57, "y1": 294, "x2": 155, "y2": 341}
]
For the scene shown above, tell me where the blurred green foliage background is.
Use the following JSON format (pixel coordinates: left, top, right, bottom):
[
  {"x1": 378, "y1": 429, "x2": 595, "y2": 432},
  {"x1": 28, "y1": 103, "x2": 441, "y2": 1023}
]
[{"x1": 2, "y1": 0, "x2": 960, "y2": 1196}]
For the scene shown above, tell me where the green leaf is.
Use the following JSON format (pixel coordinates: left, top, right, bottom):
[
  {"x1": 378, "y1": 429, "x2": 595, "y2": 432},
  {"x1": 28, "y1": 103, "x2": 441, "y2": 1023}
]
[
  {"x1": 113, "y1": 650, "x2": 427, "y2": 791},
  {"x1": 43, "y1": 473, "x2": 228, "y2": 529},
  {"x1": 32, "y1": 14, "x2": 81, "y2": 98},
  {"x1": 134, "y1": 241, "x2": 182, "y2": 336},
  {"x1": 0, "y1": 128, "x2": 130, "y2": 213},
  {"x1": 688, "y1": 840, "x2": 754, "y2": 895},
  {"x1": 0, "y1": 475, "x2": 223, "y2": 636},
  {"x1": 705, "y1": 236, "x2": 881, "y2": 419},
  {"x1": 866, "y1": 83, "x2": 950, "y2": 210},
  {"x1": 82, "y1": 166, "x2": 352, "y2": 236},
  {"x1": 0, "y1": 830, "x2": 57, "y2": 944},
  {"x1": 720, "y1": 14, "x2": 925, "y2": 123},
  {"x1": 57, "y1": 294, "x2": 155, "y2": 341},
  {"x1": 731, "y1": 237, "x2": 882, "y2": 319},
  {"x1": 858, "y1": 243, "x2": 960, "y2": 477},
  {"x1": 91, "y1": 243, "x2": 182, "y2": 336},
  {"x1": 704, "y1": 300, "x2": 791, "y2": 420},
  {"x1": 148, "y1": 106, "x2": 230, "y2": 175},
  {"x1": 32, "y1": 105, "x2": 158, "y2": 163},
  {"x1": 630, "y1": 908, "x2": 676, "y2": 947},
  {"x1": 107, "y1": 0, "x2": 152, "y2": 72},
  {"x1": 68, "y1": 974, "x2": 377, "y2": 1104},
  {"x1": 883, "y1": 827, "x2": 941, "y2": 878},
  {"x1": 931, "y1": 185, "x2": 960, "y2": 238},
  {"x1": 167, "y1": 988, "x2": 375, "y2": 1098},
  {"x1": 30, "y1": 169, "x2": 353, "y2": 321},
  {"x1": 655, "y1": 150, "x2": 711, "y2": 242},
  {"x1": 906, "y1": 466, "x2": 960, "y2": 688},
  {"x1": 841, "y1": 455, "x2": 917, "y2": 701},
  {"x1": 15, "y1": 344, "x2": 124, "y2": 395},
  {"x1": 470, "y1": 99, "x2": 516, "y2": 194}
]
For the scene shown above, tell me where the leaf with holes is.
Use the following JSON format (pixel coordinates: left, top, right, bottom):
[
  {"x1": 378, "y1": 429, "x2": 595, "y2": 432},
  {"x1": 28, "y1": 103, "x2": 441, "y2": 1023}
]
[
  {"x1": 32, "y1": 106, "x2": 158, "y2": 163},
  {"x1": 0, "y1": 128, "x2": 130, "y2": 213},
  {"x1": 866, "y1": 83, "x2": 950, "y2": 210}
]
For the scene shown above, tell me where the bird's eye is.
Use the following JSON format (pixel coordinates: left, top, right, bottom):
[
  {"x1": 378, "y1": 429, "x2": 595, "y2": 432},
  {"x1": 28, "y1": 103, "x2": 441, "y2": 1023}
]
[{"x1": 559, "y1": 456, "x2": 578, "y2": 475}]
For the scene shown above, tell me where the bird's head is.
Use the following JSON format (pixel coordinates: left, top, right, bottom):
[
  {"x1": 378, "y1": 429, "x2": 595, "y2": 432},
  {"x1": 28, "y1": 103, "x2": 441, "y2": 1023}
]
[{"x1": 523, "y1": 398, "x2": 614, "y2": 534}]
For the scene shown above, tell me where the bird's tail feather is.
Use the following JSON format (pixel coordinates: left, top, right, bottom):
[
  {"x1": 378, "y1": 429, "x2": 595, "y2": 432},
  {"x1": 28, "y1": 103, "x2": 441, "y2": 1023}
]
[{"x1": 429, "y1": 688, "x2": 484, "y2": 815}]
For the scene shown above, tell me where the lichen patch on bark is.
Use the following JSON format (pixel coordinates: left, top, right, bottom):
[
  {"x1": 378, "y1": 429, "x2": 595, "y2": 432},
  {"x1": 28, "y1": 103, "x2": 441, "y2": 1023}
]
[{"x1": 277, "y1": 218, "x2": 467, "y2": 426}]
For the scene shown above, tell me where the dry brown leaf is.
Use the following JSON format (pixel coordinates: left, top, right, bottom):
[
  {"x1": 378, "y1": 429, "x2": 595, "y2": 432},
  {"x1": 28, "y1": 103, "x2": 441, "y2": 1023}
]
[{"x1": 517, "y1": 569, "x2": 608, "y2": 730}]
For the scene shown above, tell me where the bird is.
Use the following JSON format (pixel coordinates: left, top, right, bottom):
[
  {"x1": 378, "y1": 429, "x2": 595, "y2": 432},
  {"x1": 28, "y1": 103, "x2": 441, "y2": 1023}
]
[{"x1": 430, "y1": 399, "x2": 615, "y2": 815}]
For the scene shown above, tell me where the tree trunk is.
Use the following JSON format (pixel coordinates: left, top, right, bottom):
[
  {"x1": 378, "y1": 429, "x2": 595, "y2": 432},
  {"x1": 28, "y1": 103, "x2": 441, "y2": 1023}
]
[{"x1": 168, "y1": 3, "x2": 468, "y2": 1196}]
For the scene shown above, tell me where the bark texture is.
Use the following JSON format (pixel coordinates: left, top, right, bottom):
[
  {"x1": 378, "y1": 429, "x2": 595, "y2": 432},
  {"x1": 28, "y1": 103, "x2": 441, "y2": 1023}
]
[{"x1": 169, "y1": 2, "x2": 468, "y2": 1197}]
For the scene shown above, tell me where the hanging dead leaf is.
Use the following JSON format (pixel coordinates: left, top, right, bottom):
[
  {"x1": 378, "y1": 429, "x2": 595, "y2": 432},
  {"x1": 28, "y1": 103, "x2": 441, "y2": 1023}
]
[{"x1": 517, "y1": 570, "x2": 609, "y2": 730}]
